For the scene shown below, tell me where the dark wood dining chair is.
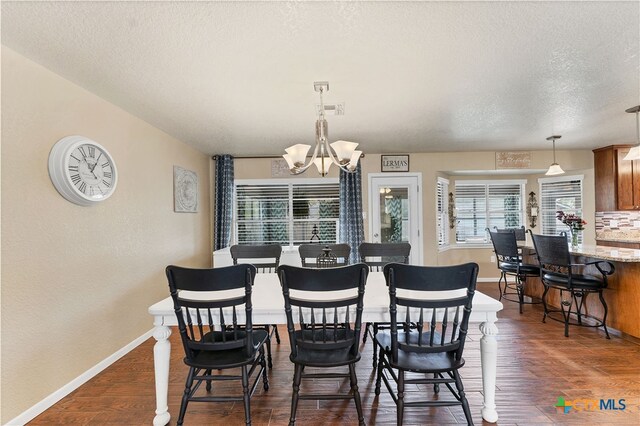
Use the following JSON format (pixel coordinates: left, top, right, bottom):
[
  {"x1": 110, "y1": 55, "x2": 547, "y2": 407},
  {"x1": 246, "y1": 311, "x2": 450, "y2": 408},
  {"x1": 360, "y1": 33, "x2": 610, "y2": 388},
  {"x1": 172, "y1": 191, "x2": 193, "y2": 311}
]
[
  {"x1": 230, "y1": 244, "x2": 282, "y2": 367},
  {"x1": 277, "y1": 264, "x2": 369, "y2": 426},
  {"x1": 359, "y1": 242, "x2": 411, "y2": 367},
  {"x1": 298, "y1": 243, "x2": 351, "y2": 267},
  {"x1": 530, "y1": 233, "x2": 614, "y2": 338},
  {"x1": 165, "y1": 264, "x2": 269, "y2": 426},
  {"x1": 374, "y1": 262, "x2": 479, "y2": 425}
]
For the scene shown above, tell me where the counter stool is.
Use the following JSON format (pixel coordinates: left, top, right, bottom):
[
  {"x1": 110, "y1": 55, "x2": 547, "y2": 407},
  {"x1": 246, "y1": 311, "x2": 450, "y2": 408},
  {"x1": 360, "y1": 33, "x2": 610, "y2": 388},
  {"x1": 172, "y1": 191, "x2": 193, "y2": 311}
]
[
  {"x1": 488, "y1": 228, "x2": 541, "y2": 314},
  {"x1": 530, "y1": 233, "x2": 615, "y2": 339}
]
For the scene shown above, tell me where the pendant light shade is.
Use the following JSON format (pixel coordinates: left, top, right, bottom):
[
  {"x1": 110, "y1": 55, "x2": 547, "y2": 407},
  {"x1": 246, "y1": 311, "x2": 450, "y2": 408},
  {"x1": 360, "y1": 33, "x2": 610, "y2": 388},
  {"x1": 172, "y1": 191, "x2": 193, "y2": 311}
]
[
  {"x1": 545, "y1": 135, "x2": 565, "y2": 176},
  {"x1": 623, "y1": 105, "x2": 640, "y2": 161}
]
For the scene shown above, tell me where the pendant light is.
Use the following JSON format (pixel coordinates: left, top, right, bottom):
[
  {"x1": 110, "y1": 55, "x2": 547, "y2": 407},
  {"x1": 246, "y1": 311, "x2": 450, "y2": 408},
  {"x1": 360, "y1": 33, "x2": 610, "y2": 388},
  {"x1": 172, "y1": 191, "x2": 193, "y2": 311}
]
[
  {"x1": 545, "y1": 135, "x2": 565, "y2": 176},
  {"x1": 623, "y1": 105, "x2": 640, "y2": 161}
]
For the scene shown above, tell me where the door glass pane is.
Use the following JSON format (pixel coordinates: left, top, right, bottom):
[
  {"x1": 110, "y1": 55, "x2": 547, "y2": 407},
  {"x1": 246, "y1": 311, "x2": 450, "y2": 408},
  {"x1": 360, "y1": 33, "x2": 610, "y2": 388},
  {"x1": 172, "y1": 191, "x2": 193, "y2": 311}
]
[{"x1": 378, "y1": 187, "x2": 409, "y2": 243}]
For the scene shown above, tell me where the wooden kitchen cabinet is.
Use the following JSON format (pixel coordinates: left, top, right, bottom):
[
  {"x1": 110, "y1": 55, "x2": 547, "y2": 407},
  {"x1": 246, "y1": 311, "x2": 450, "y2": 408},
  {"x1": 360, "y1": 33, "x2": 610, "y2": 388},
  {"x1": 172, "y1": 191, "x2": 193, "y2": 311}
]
[
  {"x1": 616, "y1": 147, "x2": 640, "y2": 210},
  {"x1": 593, "y1": 145, "x2": 640, "y2": 211}
]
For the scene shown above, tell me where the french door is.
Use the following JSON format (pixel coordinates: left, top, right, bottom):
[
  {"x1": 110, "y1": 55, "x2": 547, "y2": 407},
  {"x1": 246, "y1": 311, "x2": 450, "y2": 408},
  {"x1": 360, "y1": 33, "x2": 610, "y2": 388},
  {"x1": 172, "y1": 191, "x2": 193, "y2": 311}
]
[{"x1": 368, "y1": 173, "x2": 423, "y2": 265}]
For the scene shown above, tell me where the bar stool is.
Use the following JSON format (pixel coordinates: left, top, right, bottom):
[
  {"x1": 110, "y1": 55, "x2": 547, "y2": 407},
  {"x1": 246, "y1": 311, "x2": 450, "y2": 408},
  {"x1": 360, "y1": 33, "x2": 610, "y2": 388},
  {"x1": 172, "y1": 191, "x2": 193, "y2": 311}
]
[
  {"x1": 530, "y1": 233, "x2": 615, "y2": 338},
  {"x1": 487, "y1": 228, "x2": 541, "y2": 314}
]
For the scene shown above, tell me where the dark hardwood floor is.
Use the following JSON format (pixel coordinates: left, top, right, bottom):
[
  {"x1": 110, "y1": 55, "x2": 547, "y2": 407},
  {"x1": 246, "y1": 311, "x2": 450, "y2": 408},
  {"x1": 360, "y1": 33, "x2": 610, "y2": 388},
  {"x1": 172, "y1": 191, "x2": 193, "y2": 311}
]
[{"x1": 29, "y1": 283, "x2": 640, "y2": 425}]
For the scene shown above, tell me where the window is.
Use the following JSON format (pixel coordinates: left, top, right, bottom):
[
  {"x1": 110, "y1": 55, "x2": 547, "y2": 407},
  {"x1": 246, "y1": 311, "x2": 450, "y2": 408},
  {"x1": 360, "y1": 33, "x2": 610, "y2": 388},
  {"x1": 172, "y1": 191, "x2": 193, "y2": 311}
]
[
  {"x1": 436, "y1": 177, "x2": 449, "y2": 247},
  {"x1": 234, "y1": 179, "x2": 340, "y2": 247},
  {"x1": 454, "y1": 180, "x2": 525, "y2": 243},
  {"x1": 539, "y1": 175, "x2": 583, "y2": 240}
]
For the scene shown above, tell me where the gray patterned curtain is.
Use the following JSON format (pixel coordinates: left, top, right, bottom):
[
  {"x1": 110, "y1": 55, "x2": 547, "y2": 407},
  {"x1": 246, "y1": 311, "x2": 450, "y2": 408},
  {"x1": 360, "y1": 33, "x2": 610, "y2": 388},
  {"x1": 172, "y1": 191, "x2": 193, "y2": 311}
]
[
  {"x1": 214, "y1": 155, "x2": 234, "y2": 250},
  {"x1": 339, "y1": 163, "x2": 365, "y2": 263}
]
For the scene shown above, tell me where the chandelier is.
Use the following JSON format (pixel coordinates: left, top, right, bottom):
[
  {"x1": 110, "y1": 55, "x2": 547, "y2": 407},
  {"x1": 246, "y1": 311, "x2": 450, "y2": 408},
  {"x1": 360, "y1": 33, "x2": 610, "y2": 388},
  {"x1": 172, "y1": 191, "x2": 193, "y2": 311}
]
[
  {"x1": 623, "y1": 105, "x2": 640, "y2": 161},
  {"x1": 282, "y1": 81, "x2": 361, "y2": 176}
]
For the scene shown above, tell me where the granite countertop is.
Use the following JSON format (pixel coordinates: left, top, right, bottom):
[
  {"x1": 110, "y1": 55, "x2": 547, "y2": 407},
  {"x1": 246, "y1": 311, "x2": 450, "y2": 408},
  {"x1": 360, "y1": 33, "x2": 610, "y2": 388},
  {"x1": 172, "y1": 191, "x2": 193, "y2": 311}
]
[
  {"x1": 596, "y1": 230, "x2": 640, "y2": 243},
  {"x1": 522, "y1": 244, "x2": 640, "y2": 263},
  {"x1": 568, "y1": 245, "x2": 640, "y2": 263},
  {"x1": 595, "y1": 237, "x2": 640, "y2": 243}
]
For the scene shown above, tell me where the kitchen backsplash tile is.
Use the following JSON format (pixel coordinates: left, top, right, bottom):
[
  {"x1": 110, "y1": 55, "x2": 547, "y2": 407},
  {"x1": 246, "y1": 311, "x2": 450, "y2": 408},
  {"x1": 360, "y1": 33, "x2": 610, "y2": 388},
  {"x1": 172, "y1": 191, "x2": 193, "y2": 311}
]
[{"x1": 595, "y1": 211, "x2": 640, "y2": 242}]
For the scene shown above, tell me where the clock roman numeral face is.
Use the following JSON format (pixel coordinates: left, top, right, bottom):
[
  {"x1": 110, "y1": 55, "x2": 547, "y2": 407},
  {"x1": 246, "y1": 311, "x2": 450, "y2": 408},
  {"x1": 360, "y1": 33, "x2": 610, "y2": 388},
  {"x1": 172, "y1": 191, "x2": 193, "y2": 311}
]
[{"x1": 68, "y1": 144, "x2": 115, "y2": 199}]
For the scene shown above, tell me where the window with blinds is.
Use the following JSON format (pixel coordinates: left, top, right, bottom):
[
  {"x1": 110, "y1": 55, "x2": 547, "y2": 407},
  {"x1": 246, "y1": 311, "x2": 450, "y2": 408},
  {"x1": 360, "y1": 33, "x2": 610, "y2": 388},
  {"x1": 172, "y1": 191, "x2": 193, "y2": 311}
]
[
  {"x1": 454, "y1": 180, "x2": 525, "y2": 243},
  {"x1": 539, "y1": 176, "x2": 583, "y2": 241},
  {"x1": 436, "y1": 177, "x2": 449, "y2": 247},
  {"x1": 235, "y1": 179, "x2": 339, "y2": 246}
]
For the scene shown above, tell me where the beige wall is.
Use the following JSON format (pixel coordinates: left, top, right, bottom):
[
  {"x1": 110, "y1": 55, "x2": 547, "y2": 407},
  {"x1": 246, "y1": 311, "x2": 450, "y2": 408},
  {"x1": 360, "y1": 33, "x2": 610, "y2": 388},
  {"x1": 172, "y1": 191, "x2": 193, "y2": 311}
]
[
  {"x1": 235, "y1": 150, "x2": 595, "y2": 279},
  {"x1": 1, "y1": 47, "x2": 212, "y2": 422}
]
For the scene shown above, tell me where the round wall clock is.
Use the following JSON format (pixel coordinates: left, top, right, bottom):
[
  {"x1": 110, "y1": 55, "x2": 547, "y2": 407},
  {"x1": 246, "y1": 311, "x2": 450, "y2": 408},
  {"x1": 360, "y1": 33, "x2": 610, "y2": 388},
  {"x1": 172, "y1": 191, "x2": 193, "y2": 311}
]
[{"x1": 48, "y1": 135, "x2": 118, "y2": 206}]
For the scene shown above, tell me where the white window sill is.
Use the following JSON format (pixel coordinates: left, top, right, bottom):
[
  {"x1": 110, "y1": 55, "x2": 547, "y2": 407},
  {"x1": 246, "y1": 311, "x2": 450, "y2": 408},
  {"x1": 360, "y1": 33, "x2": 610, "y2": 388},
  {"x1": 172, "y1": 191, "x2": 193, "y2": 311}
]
[{"x1": 450, "y1": 243, "x2": 493, "y2": 249}]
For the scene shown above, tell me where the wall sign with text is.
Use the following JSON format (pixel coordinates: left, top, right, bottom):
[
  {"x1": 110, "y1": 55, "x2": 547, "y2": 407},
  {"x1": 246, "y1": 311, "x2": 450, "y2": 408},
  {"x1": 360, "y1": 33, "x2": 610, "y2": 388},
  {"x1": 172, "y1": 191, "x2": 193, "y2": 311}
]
[{"x1": 381, "y1": 155, "x2": 409, "y2": 172}]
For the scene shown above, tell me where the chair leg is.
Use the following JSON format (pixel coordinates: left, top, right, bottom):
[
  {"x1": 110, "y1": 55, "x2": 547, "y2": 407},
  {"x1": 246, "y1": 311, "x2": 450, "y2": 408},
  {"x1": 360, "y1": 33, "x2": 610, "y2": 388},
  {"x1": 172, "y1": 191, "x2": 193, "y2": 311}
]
[
  {"x1": 273, "y1": 324, "x2": 281, "y2": 344},
  {"x1": 374, "y1": 346, "x2": 384, "y2": 396},
  {"x1": 241, "y1": 365, "x2": 251, "y2": 426},
  {"x1": 598, "y1": 290, "x2": 611, "y2": 339},
  {"x1": 349, "y1": 363, "x2": 365, "y2": 426},
  {"x1": 372, "y1": 322, "x2": 379, "y2": 368},
  {"x1": 453, "y1": 370, "x2": 474, "y2": 426},
  {"x1": 205, "y1": 369, "x2": 212, "y2": 392},
  {"x1": 560, "y1": 290, "x2": 571, "y2": 338},
  {"x1": 397, "y1": 370, "x2": 405, "y2": 426},
  {"x1": 516, "y1": 276, "x2": 524, "y2": 315},
  {"x1": 289, "y1": 364, "x2": 303, "y2": 426},
  {"x1": 433, "y1": 373, "x2": 440, "y2": 393},
  {"x1": 363, "y1": 322, "x2": 370, "y2": 343},
  {"x1": 265, "y1": 331, "x2": 273, "y2": 369},
  {"x1": 260, "y1": 346, "x2": 269, "y2": 391},
  {"x1": 498, "y1": 271, "x2": 507, "y2": 300},
  {"x1": 574, "y1": 292, "x2": 584, "y2": 325},
  {"x1": 541, "y1": 284, "x2": 550, "y2": 323},
  {"x1": 177, "y1": 367, "x2": 195, "y2": 426}
]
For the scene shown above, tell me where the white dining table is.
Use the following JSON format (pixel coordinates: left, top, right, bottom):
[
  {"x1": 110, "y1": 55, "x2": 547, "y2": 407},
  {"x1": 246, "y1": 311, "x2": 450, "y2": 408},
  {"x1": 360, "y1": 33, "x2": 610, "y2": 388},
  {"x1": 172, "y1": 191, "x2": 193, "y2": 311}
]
[{"x1": 148, "y1": 271, "x2": 503, "y2": 425}]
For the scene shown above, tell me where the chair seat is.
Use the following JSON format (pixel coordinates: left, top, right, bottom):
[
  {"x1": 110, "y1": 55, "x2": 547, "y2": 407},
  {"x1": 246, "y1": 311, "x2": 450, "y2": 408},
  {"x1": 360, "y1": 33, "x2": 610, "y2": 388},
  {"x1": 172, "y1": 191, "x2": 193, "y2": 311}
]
[
  {"x1": 542, "y1": 273, "x2": 606, "y2": 290},
  {"x1": 290, "y1": 328, "x2": 360, "y2": 367},
  {"x1": 185, "y1": 330, "x2": 268, "y2": 369},
  {"x1": 290, "y1": 347, "x2": 360, "y2": 367},
  {"x1": 499, "y1": 261, "x2": 540, "y2": 275},
  {"x1": 375, "y1": 331, "x2": 465, "y2": 373}
]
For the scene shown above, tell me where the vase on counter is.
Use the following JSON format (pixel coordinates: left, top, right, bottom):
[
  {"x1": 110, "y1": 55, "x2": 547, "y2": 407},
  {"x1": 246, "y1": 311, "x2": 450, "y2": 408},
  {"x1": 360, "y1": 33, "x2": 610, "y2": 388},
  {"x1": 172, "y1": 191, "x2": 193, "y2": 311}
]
[{"x1": 570, "y1": 230, "x2": 580, "y2": 247}]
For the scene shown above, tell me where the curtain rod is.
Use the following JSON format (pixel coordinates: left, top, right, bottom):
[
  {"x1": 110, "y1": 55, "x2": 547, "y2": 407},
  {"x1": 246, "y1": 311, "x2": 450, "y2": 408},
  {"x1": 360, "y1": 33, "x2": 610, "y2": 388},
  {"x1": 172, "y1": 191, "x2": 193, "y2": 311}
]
[
  {"x1": 211, "y1": 155, "x2": 282, "y2": 160},
  {"x1": 211, "y1": 154, "x2": 366, "y2": 160}
]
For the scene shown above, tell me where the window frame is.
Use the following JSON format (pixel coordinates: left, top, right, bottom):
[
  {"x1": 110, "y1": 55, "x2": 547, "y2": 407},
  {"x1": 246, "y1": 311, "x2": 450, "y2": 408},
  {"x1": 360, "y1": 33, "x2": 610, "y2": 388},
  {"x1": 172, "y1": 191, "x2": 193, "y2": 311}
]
[
  {"x1": 436, "y1": 177, "x2": 450, "y2": 248},
  {"x1": 233, "y1": 178, "x2": 340, "y2": 248},
  {"x1": 453, "y1": 179, "x2": 526, "y2": 245},
  {"x1": 538, "y1": 174, "x2": 584, "y2": 241}
]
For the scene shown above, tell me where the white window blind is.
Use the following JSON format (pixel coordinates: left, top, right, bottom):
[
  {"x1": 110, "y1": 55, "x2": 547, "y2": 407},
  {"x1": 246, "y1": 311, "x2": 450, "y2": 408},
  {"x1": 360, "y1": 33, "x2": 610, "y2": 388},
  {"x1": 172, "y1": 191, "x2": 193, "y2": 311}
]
[
  {"x1": 235, "y1": 180, "x2": 339, "y2": 246},
  {"x1": 436, "y1": 178, "x2": 449, "y2": 247},
  {"x1": 455, "y1": 180, "x2": 525, "y2": 243},
  {"x1": 539, "y1": 176, "x2": 583, "y2": 240}
]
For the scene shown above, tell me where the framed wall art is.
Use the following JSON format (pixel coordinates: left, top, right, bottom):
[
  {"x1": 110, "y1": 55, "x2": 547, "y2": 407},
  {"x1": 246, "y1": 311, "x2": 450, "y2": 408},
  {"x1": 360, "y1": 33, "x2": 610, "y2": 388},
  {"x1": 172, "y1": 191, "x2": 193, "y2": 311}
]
[
  {"x1": 381, "y1": 155, "x2": 409, "y2": 172},
  {"x1": 174, "y1": 166, "x2": 198, "y2": 213}
]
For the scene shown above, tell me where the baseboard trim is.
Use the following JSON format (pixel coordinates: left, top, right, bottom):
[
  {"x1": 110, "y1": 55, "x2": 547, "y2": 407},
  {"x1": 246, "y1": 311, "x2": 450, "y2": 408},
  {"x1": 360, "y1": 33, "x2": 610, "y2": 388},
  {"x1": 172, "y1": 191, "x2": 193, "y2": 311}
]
[
  {"x1": 5, "y1": 329, "x2": 154, "y2": 426},
  {"x1": 477, "y1": 277, "x2": 500, "y2": 283}
]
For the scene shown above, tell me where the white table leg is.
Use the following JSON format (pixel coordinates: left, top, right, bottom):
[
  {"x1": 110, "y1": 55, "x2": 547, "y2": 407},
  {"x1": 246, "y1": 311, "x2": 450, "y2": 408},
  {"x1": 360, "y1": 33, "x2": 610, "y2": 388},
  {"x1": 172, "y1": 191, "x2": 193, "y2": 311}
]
[
  {"x1": 479, "y1": 320, "x2": 499, "y2": 423},
  {"x1": 152, "y1": 321, "x2": 172, "y2": 426}
]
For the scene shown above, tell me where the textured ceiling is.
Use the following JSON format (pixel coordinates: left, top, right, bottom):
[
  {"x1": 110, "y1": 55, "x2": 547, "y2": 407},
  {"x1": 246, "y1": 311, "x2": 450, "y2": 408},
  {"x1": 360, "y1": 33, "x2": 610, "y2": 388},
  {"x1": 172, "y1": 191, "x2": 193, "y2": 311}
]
[{"x1": 2, "y1": 1, "x2": 639, "y2": 156}]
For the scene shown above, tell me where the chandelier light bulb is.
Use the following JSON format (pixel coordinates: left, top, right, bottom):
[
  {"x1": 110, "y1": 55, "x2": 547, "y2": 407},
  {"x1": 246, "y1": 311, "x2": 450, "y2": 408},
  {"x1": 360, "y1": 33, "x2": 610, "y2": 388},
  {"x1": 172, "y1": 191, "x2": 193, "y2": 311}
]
[
  {"x1": 330, "y1": 140, "x2": 358, "y2": 164},
  {"x1": 285, "y1": 144, "x2": 311, "y2": 167}
]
